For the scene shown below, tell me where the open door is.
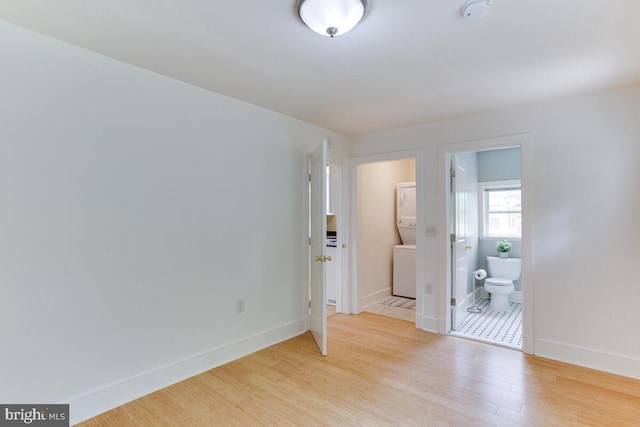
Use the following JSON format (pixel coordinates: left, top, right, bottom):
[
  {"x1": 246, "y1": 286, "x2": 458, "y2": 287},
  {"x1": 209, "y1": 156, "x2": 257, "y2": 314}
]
[
  {"x1": 309, "y1": 140, "x2": 328, "y2": 355},
  {"x1": 451, "y1": 155, "x2": 470, "y2": 330}
]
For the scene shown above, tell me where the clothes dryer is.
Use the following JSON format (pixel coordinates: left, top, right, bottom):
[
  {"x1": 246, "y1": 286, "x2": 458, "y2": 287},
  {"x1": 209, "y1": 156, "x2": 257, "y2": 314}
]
[{"x1": 393, "y1": 182, "x2": 416, "y2": 298}]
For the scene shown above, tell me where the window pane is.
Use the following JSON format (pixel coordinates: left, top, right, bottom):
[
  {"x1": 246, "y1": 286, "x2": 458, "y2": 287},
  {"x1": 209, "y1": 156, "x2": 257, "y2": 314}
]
[
  {"x1": 486, "y1": 212, "x2": 522, "y2": 237},
  {"x1": 487, "y1": 189, "x2": 521, "y2": 212},
  {"x1": 482, "y1": 183, "x2": 522, "y2": 238}
]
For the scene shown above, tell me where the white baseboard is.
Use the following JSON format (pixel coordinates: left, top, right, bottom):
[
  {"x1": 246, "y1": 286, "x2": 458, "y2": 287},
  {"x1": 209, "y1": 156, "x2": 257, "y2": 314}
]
[
  {"x1": 420, "y1": 316, "x2": 439, "y2": 333},
  {"x1": 437, "y1": 317, "x2": 448, "y2": 335},
  {"x1": 535, "y1": 338, "x2": 640, "y2": 380},
  {"x1": 361, "y1": 287, "x2": 392, "y2": 311},
  {"x1": 68, "y1": 319, "x2": 306, "y2": 425},
  {"x1": 522, "y1": 333, "x2": 534, "y2": 354}
]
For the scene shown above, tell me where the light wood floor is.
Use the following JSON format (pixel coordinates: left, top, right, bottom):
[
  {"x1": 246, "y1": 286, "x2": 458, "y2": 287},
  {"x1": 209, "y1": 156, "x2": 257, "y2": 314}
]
[{"x1": 78, "y1": 313, "x2": 640, "y2": 426}]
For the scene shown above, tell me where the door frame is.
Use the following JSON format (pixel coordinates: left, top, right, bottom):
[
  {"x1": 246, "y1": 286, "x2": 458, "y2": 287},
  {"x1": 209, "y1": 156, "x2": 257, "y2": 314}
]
[
  {"x1": 437, "y1": 133, "x2": 534, "y2": 354},
  {"x1": 349, "y1": 149, "x2": 423, "y2": 327}
]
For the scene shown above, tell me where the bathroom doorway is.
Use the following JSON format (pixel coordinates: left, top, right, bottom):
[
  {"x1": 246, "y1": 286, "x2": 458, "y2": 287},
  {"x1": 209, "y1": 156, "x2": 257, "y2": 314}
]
[{"x1": 440, "y1": 134, "x2": 533, "y2": 353}]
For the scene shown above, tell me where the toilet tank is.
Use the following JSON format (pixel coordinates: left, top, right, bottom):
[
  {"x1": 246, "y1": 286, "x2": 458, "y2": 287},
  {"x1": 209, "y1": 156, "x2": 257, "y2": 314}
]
[{"x1": 486, "y1": 256, "x2": 521, "y2": 280}]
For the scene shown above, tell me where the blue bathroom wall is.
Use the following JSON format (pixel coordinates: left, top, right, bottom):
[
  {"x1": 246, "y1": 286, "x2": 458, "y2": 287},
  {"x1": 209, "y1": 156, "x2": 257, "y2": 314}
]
[
  {"x1": 477, "y1": 147, "x2": 522, "y2": 291},
  {"x1": 478, "y1": 147, "x2": 521, "y2": 181}
]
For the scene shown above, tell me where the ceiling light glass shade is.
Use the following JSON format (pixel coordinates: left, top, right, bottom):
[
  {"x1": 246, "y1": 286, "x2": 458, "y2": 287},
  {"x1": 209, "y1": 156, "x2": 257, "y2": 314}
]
[{"x1": 298, "y1": 0, "x2": 367, "y2": 38}]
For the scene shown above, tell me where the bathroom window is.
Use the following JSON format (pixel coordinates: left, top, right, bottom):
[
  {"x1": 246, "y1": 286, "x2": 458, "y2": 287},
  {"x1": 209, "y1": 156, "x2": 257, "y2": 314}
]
[{"x1": 480, "y1": 180, "x2": 521, "y2": 238}]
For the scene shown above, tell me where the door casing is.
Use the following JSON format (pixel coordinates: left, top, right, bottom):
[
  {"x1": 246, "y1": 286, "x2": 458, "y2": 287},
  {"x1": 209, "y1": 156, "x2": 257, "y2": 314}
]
[
  {"x1": 438, "y1": 133, "x2": 534, "y2": 354},
  {"x1": 348, "y1": 150, "x2": 423, "y2": 326}
]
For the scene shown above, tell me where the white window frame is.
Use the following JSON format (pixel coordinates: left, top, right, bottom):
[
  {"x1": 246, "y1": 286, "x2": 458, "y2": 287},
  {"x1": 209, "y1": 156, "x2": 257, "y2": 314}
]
[{"x1": 478, "y1": 179, "x2": 522, "y2": 240}]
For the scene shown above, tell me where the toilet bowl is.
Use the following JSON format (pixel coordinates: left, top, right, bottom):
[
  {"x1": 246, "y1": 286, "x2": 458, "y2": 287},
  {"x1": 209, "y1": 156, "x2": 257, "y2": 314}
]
[{"x1": 485, "y1": 256, "x2": 521, "y2": 312}]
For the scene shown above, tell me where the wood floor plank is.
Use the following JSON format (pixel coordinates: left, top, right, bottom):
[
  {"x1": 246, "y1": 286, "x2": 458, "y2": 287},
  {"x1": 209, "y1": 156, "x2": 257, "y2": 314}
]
[{"x1": 77, "y1": 313, "x2": 640, "y2": 426}]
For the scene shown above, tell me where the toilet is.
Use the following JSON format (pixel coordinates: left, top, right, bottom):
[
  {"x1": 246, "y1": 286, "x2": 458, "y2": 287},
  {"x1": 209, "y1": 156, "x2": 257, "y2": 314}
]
[{"x1": 485, "y1": 256, "x2": 521, "y2": 312}]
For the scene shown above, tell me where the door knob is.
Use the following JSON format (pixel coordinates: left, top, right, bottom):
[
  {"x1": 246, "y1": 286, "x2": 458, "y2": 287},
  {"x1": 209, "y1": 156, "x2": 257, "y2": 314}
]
[
  {"x1": 465, "y1": 245, "x2": 472, "y2": 250},
  {"x1": 314, "y1": 255, "x2": 333, "y2": 262},
  {"x1": 326, "y1": 256, "x2": 332, "y2": 262},
  {"x1": 315, "y1": 256, "x2": 323, "y2": 262}
]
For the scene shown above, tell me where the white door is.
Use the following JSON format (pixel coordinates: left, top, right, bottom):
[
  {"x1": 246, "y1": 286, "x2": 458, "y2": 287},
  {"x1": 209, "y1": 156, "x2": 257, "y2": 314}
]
[
  {"x1": 309, "y1": 140, "x2": 328, "y2": 355},
  {"x1": 452, "y1": 155, "x2": 471, "y2": 330}
]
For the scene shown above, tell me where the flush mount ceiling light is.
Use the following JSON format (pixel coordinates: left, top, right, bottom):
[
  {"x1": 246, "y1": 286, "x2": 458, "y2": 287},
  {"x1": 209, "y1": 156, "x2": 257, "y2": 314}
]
[
  {"x1": 462, "y1": 0, "x2": 492, "y2": 20},
  {"x1": 297, "y1": 0, "x2": 367, "y2": 38}
]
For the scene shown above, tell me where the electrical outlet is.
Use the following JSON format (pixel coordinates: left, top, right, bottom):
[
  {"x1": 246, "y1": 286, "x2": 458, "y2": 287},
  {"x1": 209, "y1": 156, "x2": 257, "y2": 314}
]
[
  {"x1": 236, "y1": 299, "x2": 245, "y2": 314},
  {"x1": 426, "y1": 225, "x2": 437, "y2": 237},
  {"x1": 425, "y1": 282, "x2": 433, "y2": 294}
]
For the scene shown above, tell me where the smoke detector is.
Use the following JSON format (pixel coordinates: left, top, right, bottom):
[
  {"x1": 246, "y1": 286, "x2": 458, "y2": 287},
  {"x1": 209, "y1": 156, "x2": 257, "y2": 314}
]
[{"x1": 462, "y1": 0, "x2": 492, "y2": 20}]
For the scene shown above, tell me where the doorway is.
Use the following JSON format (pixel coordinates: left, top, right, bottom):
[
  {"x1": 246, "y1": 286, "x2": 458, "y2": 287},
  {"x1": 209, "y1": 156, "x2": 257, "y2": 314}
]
[
  {"x1": 439, "y1": 134, "x2": 533, "y2": 354},
  {"x1": 351, "y1": 154, "x2": 419, "y2": 323}
]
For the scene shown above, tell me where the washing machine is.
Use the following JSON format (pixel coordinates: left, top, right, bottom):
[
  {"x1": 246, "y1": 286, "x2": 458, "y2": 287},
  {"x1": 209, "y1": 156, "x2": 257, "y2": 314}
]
[
  {"x1": 393, "y1": 182, "x2": 416, "y2": 299},
  {"x1": 393, "y1": 244, "x2": 416, "y2": 298}
]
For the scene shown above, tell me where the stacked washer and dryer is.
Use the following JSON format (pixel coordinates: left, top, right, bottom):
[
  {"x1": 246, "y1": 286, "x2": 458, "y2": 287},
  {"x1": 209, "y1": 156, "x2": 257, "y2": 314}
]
[{"x1": 393, "y1": 182, "x2": 416, "y2": 299}]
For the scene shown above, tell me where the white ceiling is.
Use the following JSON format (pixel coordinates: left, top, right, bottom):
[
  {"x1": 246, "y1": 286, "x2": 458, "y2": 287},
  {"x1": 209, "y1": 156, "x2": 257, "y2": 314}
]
[{"x1": 1, "y1": 0, "x2": 639, "y2": 136}]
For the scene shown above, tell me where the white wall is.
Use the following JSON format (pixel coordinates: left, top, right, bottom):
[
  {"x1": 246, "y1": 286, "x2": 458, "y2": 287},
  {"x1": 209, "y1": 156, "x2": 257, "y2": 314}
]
[
  {"x1": 352, "y1": 84, "x2": 640, "y2": 379},
  {"x1": 356, "y1": 159, "x2": 415, "y2": 309},
  {"x1": 0, "y1": 20, "x2": 348, "y2": 424}
]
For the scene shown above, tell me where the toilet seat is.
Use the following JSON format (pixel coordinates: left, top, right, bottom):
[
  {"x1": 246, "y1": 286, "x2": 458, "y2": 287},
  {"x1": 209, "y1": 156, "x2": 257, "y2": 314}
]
[{"x1": 485, "y1": 278, "x2": 513, "y2": 286}]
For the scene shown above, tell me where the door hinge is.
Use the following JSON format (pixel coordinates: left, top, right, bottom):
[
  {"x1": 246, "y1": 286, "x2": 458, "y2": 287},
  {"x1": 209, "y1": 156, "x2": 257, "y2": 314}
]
[
  {"x1": 309, "y1": 300, "x2": 311, "y2": 309},
  {"x1": 450, "y1": 233, "x2": 456, "y2": 244},
  {"x1": 450, "y1": 168, "x2": 456, "y2": 178},
  {"x1": 309, "y1": 237, "x2": 311, "y2": 245},
  {"x1": 451, "y1": 298, "x2": 456, "y2": 306}
]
